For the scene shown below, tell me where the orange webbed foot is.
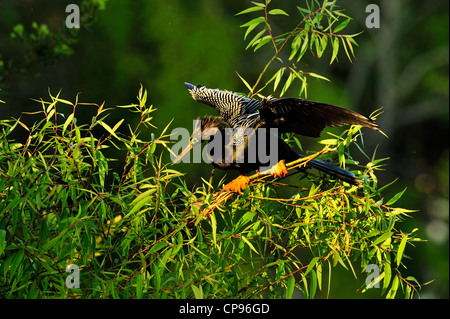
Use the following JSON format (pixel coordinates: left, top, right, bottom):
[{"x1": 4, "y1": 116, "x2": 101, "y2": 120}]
[
  {"x1": 223, "y1": 175, "x2": 250, "y2": 193},
  {"x1": 270, "y1": 160, "x2": 288, "y2": 178}
]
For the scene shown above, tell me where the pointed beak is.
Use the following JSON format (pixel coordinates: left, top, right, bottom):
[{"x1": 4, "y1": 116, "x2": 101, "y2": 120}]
[
  {"x1": 184, "y1": 82, "x2": 195, "y2": 90},
  {"x1": 172, "y1": 138, "x2": 201, "y2": 165}
]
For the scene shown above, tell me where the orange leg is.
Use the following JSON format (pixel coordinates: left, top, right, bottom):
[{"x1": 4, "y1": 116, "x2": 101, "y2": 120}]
[
  {"x1": 270, "y1": 160, "x2": 288, "y2": 178},
  {"x1": 223, "y1": 175, "x2": 250, "y2": 193}
]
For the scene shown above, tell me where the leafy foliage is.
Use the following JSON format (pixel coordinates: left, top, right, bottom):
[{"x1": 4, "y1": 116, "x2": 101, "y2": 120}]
[
  {"x1": 0, "y1": 0, "x2": 424, "y2": 299},
  {"x1": 237, "y1": 0, "x2": 360, "y2": 98},
  {"x1": 0, "y1": 87, "x2": 423, "y2": 298}
]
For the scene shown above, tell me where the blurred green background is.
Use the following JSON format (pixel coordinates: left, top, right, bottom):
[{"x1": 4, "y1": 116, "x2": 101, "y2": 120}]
[{"x1": 1, "y1": 0, "x2": 448, "y2": 298}]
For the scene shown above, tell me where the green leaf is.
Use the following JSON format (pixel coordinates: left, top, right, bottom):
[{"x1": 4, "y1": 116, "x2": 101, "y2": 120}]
[
  {"x1": 236, "y1": 72, "x2": 253, "y2": 93},
  {"x1": 273, "y1": 68, "x2": 285, "y2": 92},
  {"x1": 211, "y1": 212, "x2": 217, "y2": 249},
  {"x1": 240, "y1": 16, "x2": 265, "y2": 28},
  {"x1": 268, "y1": 9, "x2": 289, "y2": 16},
  {"x1": 253, "y1": 35, "x2": 271, "y2": 51},
  {"x1": 297, "y1": 6, "x2": 311, "y2": 15},
  {"x1": 112, "y1": 118, "x2": 124, "y2": 133},
  {"x1": 383, "y1": 262, "x2": 392, "y2": 293},
  {"x1": 245, "y1": 27, "x2": 268, "y2": 50},
  {"x1": 280, "y1": 71, "x2": 294, "y2": 97},
  {"x1": 386, "y1": 188, "x2": 407, "y2": 206},
  {"x1": 251, "y1": 1, "x2": 265, "y2": 7},
  {"x1": 305, "y1": 257, "x2": 319, "y2": 276},
  {"x1": 289, "y1": 34, "x2": 302, "y2": 61},
  {"x1": 333, "y1": 18, "x2": 350, "y2": 33},
  {"x1": 192, "y1": 284, "x2": 204, "y2": 299},
  {"x1": 149, "y1": 241, "x2": 168, "y2": 254},
  {"x1": 126, "y1": 188, "x2": 157, "y2": 218},
  {"x1": 310, "y1": 269, "x2": 317, "y2": 298},
  {"x1": 62, "y1": 113, "x2": 75, "y2": 134},
  {"x1": 243, "y1": 21, "x2": 261, "y2": 40},
  {"x1": 330, "y1": 37, "x2": 339, "y2": 64},
  {"x1": 341, "y1": 37, "x2": 353, "y2": 63},
  {"x1": 242, "y1": 235, "x2": 259, "y2": 255},
  {"x1": 0, "y1": 230, "x2": 6, "y2": 256},
  {"x1": 236, "y1": 6, "x2": 264, "y2": 15},
  {"x1": 396, "y1": 235, "x2": 408, "y2": 267},
  {"x1": 386, "y1": 276, "x2": 399, "y2": 299},
  {"x1": 373, "y1": 231, "x2": 393, "y2": 246},
  {"x1": 10, "y1": 250, "x2": 25, "y2": 279},
  {"x1": 308, "y1": 72, "x2": 330, "y2": 82},
  {"x1": 286, "y1": 275, "x2": 295, "y2": 299},
  {"x1": 316, "y1": 262, "x2": 323, "y2": 291},
  {"x1": 98, "y1": 120, "x2": 119, "y2": 139}
]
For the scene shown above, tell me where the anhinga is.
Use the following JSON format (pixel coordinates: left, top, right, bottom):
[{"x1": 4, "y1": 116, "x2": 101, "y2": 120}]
[{"x1": 174, "y1": 82, "x2": 380, "y2": 192}]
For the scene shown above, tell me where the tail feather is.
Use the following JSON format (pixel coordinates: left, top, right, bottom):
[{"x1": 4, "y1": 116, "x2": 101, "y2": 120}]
[{"x1": 298, "y1": 154, "x2": 358, "y2": 185}]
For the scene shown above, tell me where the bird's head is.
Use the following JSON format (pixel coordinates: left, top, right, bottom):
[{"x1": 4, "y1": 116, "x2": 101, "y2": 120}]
[
  {"x1": 184, "y1": 82, "x2": 207, "y2": 102},
  {"x1": 172, "y1": 116, "x2": 228, "y2": 163}
]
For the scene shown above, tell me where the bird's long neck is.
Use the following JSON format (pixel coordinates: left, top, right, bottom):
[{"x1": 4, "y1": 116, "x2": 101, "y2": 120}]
[{"x1": 190, "y1": 87, "x2": 260, "y2": 121}]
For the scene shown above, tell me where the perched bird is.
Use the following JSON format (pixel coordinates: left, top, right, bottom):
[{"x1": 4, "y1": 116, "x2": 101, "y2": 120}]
[{"x1": 177, "y1": 82, "x2": 380, "y2": 191}]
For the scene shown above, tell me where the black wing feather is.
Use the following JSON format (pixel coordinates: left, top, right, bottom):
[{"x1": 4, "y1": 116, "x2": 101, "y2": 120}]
[{"x1": 259, "y1": 98, "x2": 379, "y2": 137}]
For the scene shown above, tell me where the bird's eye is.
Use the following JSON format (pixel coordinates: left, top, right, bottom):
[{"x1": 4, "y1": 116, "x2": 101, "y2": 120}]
[{"x1": 191, "y1": 137, "x2": 199, "y2": 145}]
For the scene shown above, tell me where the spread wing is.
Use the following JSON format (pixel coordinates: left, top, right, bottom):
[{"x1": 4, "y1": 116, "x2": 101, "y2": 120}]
[{"x1": 258, "y1": 97, "x2": 379, "y2": 137}]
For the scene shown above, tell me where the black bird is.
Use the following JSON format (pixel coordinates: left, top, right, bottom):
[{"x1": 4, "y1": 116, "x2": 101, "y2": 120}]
[
  {"x1": 174, "y1": 115, "x2": 363, "y2": 191},
  {"x1": 177, "y1": 83, "x2": 380, "y2": 191}
]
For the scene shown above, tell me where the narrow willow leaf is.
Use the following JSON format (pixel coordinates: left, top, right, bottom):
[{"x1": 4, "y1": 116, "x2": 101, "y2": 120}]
[
  {"x1": 373, "y1": 231, "x2": 393, "y2": 246},
  {"x1": 242, "y1": 235, "x2": 259, "y2": 255},
  {"x1": 386, "y1": 188, "x2": 407, "y2": 206},
  {"x1": 341, "y1": 36, "x2": 352, "y2": 62},
  {"x1": 396, "y1": 235, "x2": 408, "y2": 267},
  {"x1": 240, "y1": 16, "x2": 265, "y2": 28},
  {"x1": 246, "y1": 27, "x2": 267, "y2": 50},
  {"x1": 0, "y1": 229, "x2": 6, "y2": 256},
  {"x1": 316, "y1": 262, "x2": 323, "y2": 291},
  {"x1": 296, "y1": 32, "x2": 309, "y2": 62},
  {"x1": 289, "y1": 34, "x2": 302, "y2": 60},
  {"x1": 305, "y1": 257, "x2": 319, "y2": 276},
  {"x1": 236, "y1": 72, "x2": 253, "y2": 93},
  {"x1": 310, "y1": 269, "x2": 317, "y2": 299},
  {"x1": 211, "y1": 212, "x2": 217, "y2": 249},
  {"x1": 251, "y1": 1, "x2": 265, "y2": 7},
  {"x1": 286, "y1": 275, "x2": 295, "y2": 299},
  {"x1": 236, "y1": 6, "x2": 264, "y2": 15},
  {"x1": 280, "y1": 71, "x2": 294, "y2": 97},
  {"x1": 244, "y1": 22, "x2": 260, "y2": 40},
  {"x1": 62, "y1": 113, "x2": 75, "y2": 134},
  {"x1": 383, "y1": 262, "x2": 392, "y2": 293},
  {"x1": 346, "y1": 37, "x2": 355, "y2": 57},
  {"x1": 192, "y1": 284, "x2": 204, "y2": 299},
  {"x1": 308, "y1": 72, "x2": 330, "y2": 82},
  {"x1": 273, "y1": 68, "x2": 285, "y2": 92},
  {"x1": 297, "y1": 6, "x2": 310, "y2": 14},
  {"x1": 98, "y1": 120, "x2": 118, "y2": 139},
  {"x1": 330, "y1": 37, "x2": 339, "y2": 64},
  {"x1": 386, "y1": 276, "x2": 399, "y2": 299},
  {"x1": 253, "y1": 35, "x2": 272, "y2": 51},
  {"x1": 126, "y1": 189, "x2": 157, "y2": 217},
  {"x1": 333, "y1": 18, "x2": 350, "y2": 33},
  {"x1": 112, "y1": 118, "x2": 124, "y2": 133},
  {"x1": 268, "y1": 9, "x2": 289, "y2": 16}
]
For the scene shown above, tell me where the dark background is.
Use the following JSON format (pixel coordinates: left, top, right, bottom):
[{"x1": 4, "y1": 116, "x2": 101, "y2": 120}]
[{"x1": 1, "y1": 0, "x2": 448, "y2": 298}]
